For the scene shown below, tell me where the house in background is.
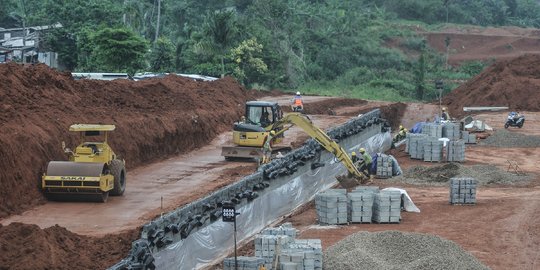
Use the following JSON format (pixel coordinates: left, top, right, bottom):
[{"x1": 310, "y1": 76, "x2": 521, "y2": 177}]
[{"x1": 0, "y1": 22, "x2": 63, "y2": 68}]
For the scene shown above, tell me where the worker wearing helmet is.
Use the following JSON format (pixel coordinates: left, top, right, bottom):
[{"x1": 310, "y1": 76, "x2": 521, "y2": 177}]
[
  {"x1": 351, "y1": 151, "x2": 358, "y2": 163},
  {"x1": 262, "y1": 130, "x2": 276, "y2": 164},
  {"x1": 441, "y1": 107, "x2": 450, "y2": 121},
  {"x1": 291, "y1": 91, "x2": 304, "y2": 112},
  {"x1": 357, "y1": 148, "x2": 372, "y2": 178}
]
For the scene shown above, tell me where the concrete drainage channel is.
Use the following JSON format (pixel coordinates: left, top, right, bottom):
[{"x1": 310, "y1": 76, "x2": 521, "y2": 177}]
[{"x1": 109, "y1": 109, "x2": 390, "y2": 270}]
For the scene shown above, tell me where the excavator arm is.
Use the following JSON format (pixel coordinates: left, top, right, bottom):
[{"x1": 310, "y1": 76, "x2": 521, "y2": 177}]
[{"x1": 272, "y1": 113, "x2": 367, "y2": 186}]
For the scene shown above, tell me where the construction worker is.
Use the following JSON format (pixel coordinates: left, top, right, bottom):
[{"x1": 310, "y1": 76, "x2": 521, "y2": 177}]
[
  {"x1": 291, "y1": 91, "x2": 304, "y2": 112},
  {"x1": 262, "y1": 130, "x2": 276, "y2": 164},
  {"x1": 441, "y1": 107, "x2": 450, "y2": 121},
  {"x1": 351, "y1": 152, "x2": 358, "y2": 163},
  {"x1": 357, "y1": 148, "x2": 372, "y2": 178},
  {"x1": 393, "y1": 125, "x2": 407, "y2": 143}
]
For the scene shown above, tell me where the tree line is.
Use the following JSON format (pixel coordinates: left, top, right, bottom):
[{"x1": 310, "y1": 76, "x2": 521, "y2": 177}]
[{"x1": 1, "y1": 0, "x2": 539, "y2": 100}]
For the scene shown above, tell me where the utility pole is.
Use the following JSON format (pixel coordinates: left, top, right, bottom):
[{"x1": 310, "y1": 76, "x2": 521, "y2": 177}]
[
  {"x1": 154, "y1": 0, "x2": 161, "y2": 43},
  {"x1": 445, "y1": 36, "x2": 451, "y2": 70}
]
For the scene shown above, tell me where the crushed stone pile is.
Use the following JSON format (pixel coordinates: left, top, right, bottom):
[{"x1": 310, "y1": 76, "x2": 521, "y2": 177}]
[
  {"x1": 389, "y1": 163, "x2": 530, "y2": 186},
  {"x1": 443, "y1": 54, "x2": 540, "y2": 117},
  {"x1": 324, "y1": 231, "x2": 489, "y2": 270},
  {"x1": 480, "y1": 129, "x2": 540, "y2": 148}
]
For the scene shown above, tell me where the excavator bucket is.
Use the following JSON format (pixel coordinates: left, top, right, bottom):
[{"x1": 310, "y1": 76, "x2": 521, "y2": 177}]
[
  {"x1": 335, "y1": 174, "x2": 362, "y2": 189},
  {"x1": 42, "y1": 161, "x2": 113, "y2": 202}
]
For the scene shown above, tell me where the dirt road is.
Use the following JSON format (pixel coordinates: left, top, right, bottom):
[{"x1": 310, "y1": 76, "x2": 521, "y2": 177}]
[{"x1": 0, "y1": 97, "x2": 362, "y2": 236}]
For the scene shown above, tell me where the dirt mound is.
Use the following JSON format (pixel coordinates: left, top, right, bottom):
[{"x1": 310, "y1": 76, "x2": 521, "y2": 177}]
[
  {"x1": 0, "y1": 63, "x2": 253, "y2": 218},
  {"x1": 389, "y1": 162, "x2": 530, "y2": 186},
  {"x1": 378, "y1": 102, "x2": 407, "y2": 130},
  {"x1": 0, "y1": 222, "x2": 138, "y2": 270},
  {"x1": 443, "y1": 54, "x2": 540, "y2": 117},
  {"x1": 282, "y1": 98, "x2": 368, "y2": 115},
  {"x1": 324, "y1": 231, "x2": 489, "y2": 270}
]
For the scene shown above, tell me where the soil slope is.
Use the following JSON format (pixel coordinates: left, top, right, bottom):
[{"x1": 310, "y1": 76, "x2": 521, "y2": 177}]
[
  {"x1": 0, "y1": 63, "x2": 253, "y2": 218},
  {"x1": 443, "y1": 54, "x2": 540, "y2": 116},
  {"x1": 0, "y1": 223, "x2": 138, "y2": 270},
  {"x1": 424, "y1": 25, "x2": 540, "y2": 65}
]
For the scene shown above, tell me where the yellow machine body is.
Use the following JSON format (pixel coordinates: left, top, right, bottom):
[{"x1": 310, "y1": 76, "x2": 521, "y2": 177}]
[{"x1": 41, "y1": 124, "x2": 125, "y2": 202}]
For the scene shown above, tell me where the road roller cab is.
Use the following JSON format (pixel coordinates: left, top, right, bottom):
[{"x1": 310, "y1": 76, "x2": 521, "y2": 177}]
[{"x1": 41, "y1": 124, "x2": 126, "y2": 202}]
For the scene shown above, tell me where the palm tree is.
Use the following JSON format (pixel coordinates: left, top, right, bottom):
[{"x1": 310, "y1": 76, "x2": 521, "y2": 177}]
[{"x1": 195, "y1": 10, "x2": 238, "y2": 77}]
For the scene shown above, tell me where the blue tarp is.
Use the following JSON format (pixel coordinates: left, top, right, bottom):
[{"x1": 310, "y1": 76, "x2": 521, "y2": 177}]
[{"x1": 410, "y1": 122, "x2": 425, "y2": 133}]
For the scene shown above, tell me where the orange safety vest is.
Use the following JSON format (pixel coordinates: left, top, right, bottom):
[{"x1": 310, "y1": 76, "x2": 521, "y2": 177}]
[{"x1": 293, "y1": 97, "x2": 303, "y2": 106}]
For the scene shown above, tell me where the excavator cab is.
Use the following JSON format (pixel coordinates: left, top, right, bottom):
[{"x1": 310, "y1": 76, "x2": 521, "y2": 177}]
[
  {"x1": 222, "y1": 101, "x2": 287, "y2": 159},
  {"x1": 232, "y1": 101, "x2": 284, "y2": 147}
]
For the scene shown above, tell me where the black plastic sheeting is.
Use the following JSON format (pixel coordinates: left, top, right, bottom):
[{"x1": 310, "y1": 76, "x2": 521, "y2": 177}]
[{"x1": 108, "y1": 109, "x2": 387, "y2": 270}]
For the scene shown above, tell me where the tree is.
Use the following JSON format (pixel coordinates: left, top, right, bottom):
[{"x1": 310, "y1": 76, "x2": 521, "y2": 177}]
[
  {"x1": 89, "y1": 27, "x2": 148, "y2": 74},
  {"x1": 229, "y1": 38, "x2": 268, "y2": 85},
  {"x1": 195, "y1": 10, "x2": 238, "y2": 77},
  {"x1": 414, "y1": 52, "x2": 426, "y2": 100},
  {"x1": 149, "y1": 37, "x2": 175, "y2": 72}
]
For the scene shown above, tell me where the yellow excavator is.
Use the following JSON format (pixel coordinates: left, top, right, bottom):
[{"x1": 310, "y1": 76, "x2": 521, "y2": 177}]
[
  {"x1": 221, "y1": 101, "x2": 289, "y2": 160},
  {"x1": 41, "y1": 124, "x2": 126, "y2": 202},
  {"x1": 222, "y1": 101, "x2": 367, "y2": 186}
]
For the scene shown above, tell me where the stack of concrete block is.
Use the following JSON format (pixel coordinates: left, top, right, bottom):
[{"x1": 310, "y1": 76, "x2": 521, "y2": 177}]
[
  {"x1": 223, "y1": 256, "x2": 266, "y2": 270},
  {"x1": 442, "y1": 122, "x2": 461, "y2": 140},
  {"x1": 261, "y1": 222, "x2": 297, "y2": 238},
  {"x1": 347, "y1": 190, "x2": 374, "y2": 223},
  {"x1": 422, "y1": 123, "x2": 443, "y2": 138},
  {"x1": 353, "y1": 186, "x2": 380, "y2": 193},
  {"x1": 449, "y1": 177, "x2": 477, "y2": 204},
  {"x1": 461, "y1": 131, "x2": 477, "y2": 144},
  {"x1": 407, "y1": 134, "x2": 427, "y2": 159},
  {"x1": 254, "y1": 234, "x2": 293, "y2": 269},
  {"x1": 447, "y1": 140, "x2": 465, "y2": 162},
  {"x1": 280, "y1": 239, "x2": 323, "y2": 270},
  {"x1": 315, "y1": 190, "x2": 348, "y2": 225},
  {"x1": 423, "y1": 138, "x2": 444, "y2": 162},
  {"x1": 372, "y1": 190, "x2": 401, "y2": 223},
  {"x1": 375, "y1": 154, "x2": 393, "y2": 178}
]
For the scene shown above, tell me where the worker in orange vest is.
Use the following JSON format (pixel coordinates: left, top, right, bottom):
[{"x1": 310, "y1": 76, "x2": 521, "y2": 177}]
[{"x1": 291, "y1": 91, "x2": 304, "y2": 112}]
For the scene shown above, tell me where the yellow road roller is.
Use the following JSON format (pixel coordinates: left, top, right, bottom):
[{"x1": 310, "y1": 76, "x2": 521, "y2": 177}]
[{"x1": 41, "y1": 124, "x2": 126, "y2": 202}]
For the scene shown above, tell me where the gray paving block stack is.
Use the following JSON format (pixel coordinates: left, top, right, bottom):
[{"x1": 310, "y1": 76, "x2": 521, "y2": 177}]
[
  {"x1": 461, "y1": 130, "x2": 476, "y2": 144},
  {"x1": 347, "y1": 190, "x2": 374, "y2": 223},
  {"x1": 442, "y1": 122, "x2": 461, "y2": 140},
  {"x1": 315, "y1": 190, "x2": 348, "y2": 225},
  {"x1": 421, "y1": 123, "x2": 443, "y2": 138},
  {"x1": 281, "y1": 239, "x2": 323, "y2": 270},
  {"x1": 449, "y1": 177, "x2": 477, "y2": 205},
  {"x1": 372, "y1": 190, "x2": 401, "y2": 223},
  {"x1": 353, "y1": 186, "x2": 380, "y2": 193},
  {"x1": 447, "y1": 139, "x2": 466, "y2": 162},
  {"x1": 375, "y1": 154, "x2": 393, "y2": 178},
  {"x1": 261, "y1": 222, "x2": 297, "y2": 238},
  {"x1": 407, "y1": 134, "x2": 427, "y2": 159},
  {"x1": 254, "y1": 234, "x2": 293, "y2": 270},
  {"x1": 223, "y1": 256, "x2": 266, "y2": 270},
  {"x1": 423, "y1": 138, "x2": 444, "y2": 162}
]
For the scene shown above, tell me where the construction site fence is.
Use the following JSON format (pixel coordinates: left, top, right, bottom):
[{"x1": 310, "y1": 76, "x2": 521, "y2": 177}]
[{"x1": 109, "y1": 109, "x2": 391, "y2": 270}]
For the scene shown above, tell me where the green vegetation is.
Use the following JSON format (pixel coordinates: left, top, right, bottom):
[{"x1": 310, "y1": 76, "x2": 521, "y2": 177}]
[{"x1": 1, "y1": 0, "x2": 537, "y2": 101}]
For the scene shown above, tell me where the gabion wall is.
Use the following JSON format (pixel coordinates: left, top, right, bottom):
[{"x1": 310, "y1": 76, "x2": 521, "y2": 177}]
[{"x1": 109, "y1": 109, "x2": 385, "y2": 270}]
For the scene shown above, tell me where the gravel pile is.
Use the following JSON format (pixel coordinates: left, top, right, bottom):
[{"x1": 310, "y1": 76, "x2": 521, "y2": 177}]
[
  {"x1": 480, "y1": 129, "x2": 540, "y2": 147},
  {"x1": 324, "y1": 231, "x2": 489, "y2": 270},
  {"x1": 388, "y1": 163, "x2": 530, "y2": 186}
]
